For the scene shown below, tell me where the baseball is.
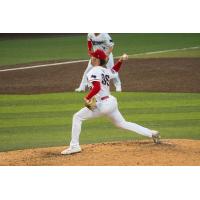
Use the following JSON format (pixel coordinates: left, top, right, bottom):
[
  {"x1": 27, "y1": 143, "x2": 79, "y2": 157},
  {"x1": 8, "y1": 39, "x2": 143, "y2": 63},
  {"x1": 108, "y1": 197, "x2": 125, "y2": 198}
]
[{"x1": 122, "y1": 54, "x2": 128, "y2": 60}]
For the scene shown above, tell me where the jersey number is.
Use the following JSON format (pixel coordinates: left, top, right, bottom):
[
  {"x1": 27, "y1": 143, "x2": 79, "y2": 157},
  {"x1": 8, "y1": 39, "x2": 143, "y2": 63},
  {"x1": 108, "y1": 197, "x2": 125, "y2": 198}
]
[{"x1": 101, "y1": 74, "x2": 110, "y2": 86}]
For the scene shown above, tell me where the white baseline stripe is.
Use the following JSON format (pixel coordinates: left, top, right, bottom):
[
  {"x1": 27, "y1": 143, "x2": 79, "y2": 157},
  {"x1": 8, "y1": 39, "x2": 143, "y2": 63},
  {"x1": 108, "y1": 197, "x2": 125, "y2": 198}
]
[
  {"x1": 127, "y1": 46, "x2": 200, "y2": 57},
  {"x1": 0, "y1": 59, "x2": 89, "y2": 72},
  {"x1": 0, "y1": 46, "x2": 199, "y2": 72}
]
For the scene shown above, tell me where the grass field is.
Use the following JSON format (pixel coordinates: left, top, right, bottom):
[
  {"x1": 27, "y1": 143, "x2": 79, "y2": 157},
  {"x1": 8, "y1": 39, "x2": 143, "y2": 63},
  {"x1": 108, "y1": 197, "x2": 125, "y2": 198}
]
[
  {"x1": 0, "y1": 92, "x2": 200, "y2": 152},
  {"x1": 0, "y1": 33, "x2": 200, "y2": 66}
]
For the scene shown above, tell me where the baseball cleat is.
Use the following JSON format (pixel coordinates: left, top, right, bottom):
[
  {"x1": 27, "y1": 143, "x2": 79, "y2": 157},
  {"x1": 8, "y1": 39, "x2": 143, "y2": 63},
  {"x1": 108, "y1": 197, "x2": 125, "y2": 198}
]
[
  {"x1": 75, "y1": 87, "x2": 85, "y2": 92},
  {"x1": 151, "y1": 130, "x2": 161, "y2": 144},
  {"x1": 61, "y1": 146, "x2": 82, "y2": 155}
]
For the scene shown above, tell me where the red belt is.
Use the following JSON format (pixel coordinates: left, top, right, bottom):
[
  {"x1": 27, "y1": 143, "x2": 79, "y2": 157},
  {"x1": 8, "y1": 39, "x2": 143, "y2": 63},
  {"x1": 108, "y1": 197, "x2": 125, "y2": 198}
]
[{"x1": 101, "y1": 96, "x2": 109, "y2": 100}]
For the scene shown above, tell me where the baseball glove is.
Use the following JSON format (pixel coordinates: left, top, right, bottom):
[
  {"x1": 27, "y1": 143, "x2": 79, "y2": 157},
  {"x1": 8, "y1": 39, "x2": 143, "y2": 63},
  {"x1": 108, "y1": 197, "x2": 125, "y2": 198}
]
[{"x1": 85, "y1": 97, "x2": 96, "y2": 110}]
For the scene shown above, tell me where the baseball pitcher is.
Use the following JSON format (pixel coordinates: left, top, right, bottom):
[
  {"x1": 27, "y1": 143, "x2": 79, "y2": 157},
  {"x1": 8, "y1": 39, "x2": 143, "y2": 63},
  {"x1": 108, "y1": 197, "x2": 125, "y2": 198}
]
[
  {"x1": 62, "y1": 49, "x2": 160, "y2": 155},
  {"x1": 75, "y1": 33, "x2": 122, "y2": 92}
]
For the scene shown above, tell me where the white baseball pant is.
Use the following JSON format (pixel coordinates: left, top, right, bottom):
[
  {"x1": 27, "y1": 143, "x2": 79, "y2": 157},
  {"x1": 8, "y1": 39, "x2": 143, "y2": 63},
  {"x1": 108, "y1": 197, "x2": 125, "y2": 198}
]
[
  {"x1": 70, "y1": 95, "x2": 153, "y2": 147},
  {"x1": 78, "y1": 53, "x2": 122, "y2": 90}
]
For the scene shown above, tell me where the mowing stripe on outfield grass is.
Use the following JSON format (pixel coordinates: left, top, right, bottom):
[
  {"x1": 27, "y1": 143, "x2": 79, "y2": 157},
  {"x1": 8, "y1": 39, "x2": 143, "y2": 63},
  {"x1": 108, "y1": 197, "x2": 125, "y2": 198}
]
[
  {"x1": 0, "y1": 112, "x2": 199, "y2": 128},
  {"x1": 0, "y1": 98, "x2": 200, "y2": 114},
  {"x1": 0, "y1": 106, "x2": 199, "y2": 119},
  {"x1": 0, "y1": 92, "x2": 200, "y2": 152},
  {"x1": 0, "y1": 46, "x2": 199, "y2": 72}
]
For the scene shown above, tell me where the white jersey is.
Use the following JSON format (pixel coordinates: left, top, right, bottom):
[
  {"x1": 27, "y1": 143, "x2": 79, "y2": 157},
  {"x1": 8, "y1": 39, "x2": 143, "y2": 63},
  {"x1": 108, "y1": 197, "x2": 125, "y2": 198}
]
[
  {"x1": 87, "y1": 33, "x2": 114, "y2": 53},
  {"x1": 87, "y1": 66, "x2": 116, "y2": 101}
]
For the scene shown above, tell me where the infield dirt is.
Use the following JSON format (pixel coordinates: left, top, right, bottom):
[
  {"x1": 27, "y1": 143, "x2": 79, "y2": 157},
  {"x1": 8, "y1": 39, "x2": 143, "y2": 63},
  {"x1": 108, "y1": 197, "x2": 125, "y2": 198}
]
[
  {"x1": 0, "y1": 58, "x2": 200, "y2": 94},
  {"x1": 0, "y1": 139, "x2": 200, "y2": 166}
]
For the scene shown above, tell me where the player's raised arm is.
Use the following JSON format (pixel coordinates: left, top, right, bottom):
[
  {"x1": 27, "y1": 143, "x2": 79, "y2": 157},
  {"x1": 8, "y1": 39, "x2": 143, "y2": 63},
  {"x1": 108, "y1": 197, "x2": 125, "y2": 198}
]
[{"x1": 112, "y1": 54, "x2": 128, "y2": 72}]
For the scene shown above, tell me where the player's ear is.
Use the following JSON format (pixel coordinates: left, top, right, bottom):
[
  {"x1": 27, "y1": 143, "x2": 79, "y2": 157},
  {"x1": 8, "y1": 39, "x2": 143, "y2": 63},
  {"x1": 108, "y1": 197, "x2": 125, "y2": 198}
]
[{"x1": 97, "y1": 58, "x2": 101, "y2": 66}]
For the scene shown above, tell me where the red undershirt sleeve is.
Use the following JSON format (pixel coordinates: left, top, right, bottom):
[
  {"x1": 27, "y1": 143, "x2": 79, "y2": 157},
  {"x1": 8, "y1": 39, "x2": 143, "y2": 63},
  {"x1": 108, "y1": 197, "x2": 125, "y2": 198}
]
[
  {"x1": 112, "y1": 60, "x2": 122, "y2": 72},
  {"x1": 87, "y1": 40, "x2": 93, "y2": 51},
  {"x1": 85, "y1": 81, "x2": 101, "y2": 100}
]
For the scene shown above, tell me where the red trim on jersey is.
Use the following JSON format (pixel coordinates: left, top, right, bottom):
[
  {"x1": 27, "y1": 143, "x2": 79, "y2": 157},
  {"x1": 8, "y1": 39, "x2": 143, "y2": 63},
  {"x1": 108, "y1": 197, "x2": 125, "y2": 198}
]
[
  {"x1": 112, "y1": 60, "x2": 122, "y2": 72},
  {"x1": 88, "y1": 40, "x2": 93, "y2": 51},
  {"x1": 85, "y1": 81, "x2": 101, "y2": 100}
]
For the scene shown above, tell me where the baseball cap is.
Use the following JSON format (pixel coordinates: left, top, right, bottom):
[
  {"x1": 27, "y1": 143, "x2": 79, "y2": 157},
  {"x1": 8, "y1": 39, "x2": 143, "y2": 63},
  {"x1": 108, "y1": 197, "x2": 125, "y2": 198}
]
[{"x1": 90, "y1": 49, "x2": 107, "y2": 60}]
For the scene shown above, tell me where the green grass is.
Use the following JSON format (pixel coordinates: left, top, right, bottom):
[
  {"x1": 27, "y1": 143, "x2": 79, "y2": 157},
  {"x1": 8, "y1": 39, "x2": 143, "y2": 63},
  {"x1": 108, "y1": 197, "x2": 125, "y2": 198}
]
[
  {"x1": 112, "y1": 33, "x2": 200, "y2": 56},
  {"x1": 0, "y1": 35, "x2": 87, "y2": 66},
  {"x1": 0, "y1": 33, "x2": 200, "y2": 66},
  {"x1": 0, "y1": 92, "x2": 200, "y2": 152}
]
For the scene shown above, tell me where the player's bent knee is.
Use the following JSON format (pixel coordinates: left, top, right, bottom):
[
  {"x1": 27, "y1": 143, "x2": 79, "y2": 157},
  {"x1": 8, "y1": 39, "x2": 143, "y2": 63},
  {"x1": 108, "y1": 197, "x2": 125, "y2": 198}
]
[{"x1": 113, "y1": 120, "x2": 126, "y2": 128}]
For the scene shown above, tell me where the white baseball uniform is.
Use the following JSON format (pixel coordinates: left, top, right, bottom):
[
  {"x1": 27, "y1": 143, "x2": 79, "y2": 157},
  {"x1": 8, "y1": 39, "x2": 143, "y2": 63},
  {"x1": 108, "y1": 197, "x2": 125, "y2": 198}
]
[
  {"x1": 70, "y1": 66, "x2": 154, "y2": 148},
  {"x1": 77, "y1": 33, "x2": 122, "y2": 91}
]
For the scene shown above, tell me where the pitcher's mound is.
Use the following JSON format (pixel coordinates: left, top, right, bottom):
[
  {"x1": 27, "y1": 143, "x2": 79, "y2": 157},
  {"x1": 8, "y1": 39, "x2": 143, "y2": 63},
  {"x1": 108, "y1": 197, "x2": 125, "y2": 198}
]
[{"x1": 0, "y1": 139, "x2": 200, "y2": 166}]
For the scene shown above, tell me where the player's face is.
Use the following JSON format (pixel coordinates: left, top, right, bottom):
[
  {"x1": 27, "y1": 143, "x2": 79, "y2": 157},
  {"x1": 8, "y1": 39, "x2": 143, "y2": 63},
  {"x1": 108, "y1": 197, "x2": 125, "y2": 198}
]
[{"x1": 91, "y1": 56, "x2": 100, "y2": 66}]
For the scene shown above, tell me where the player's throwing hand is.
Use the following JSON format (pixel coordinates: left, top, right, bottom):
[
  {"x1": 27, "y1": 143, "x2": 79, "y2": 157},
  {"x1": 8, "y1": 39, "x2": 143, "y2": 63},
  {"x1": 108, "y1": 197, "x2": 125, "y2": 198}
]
[{"x1": 119, "y1": 54, "x2": 128, "y2": 61}]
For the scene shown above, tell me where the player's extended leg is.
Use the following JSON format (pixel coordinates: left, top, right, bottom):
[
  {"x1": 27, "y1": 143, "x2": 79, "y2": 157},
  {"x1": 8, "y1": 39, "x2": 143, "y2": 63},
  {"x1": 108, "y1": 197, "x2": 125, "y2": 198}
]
[
  {"x1": 61, "y1": 107, "x2": 101, "y2": 155},
  {"x1": 110, "y1": 109, "x2": 153, "y2": 137},
  {"x1": 75, "y1": 60, "x2": 93, "y2": 92}
]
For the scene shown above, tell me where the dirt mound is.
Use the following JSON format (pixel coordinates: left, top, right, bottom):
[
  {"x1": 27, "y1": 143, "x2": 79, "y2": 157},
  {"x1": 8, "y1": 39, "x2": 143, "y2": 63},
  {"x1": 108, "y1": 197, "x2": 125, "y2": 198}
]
[
  {"x1": 0, "y1": 139, "x2": 200, "y2": 166},
  {"x1": 0, "y1": 58, "x2": 200, "y2": 94}
]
